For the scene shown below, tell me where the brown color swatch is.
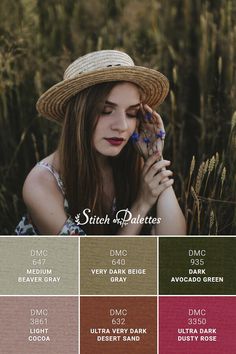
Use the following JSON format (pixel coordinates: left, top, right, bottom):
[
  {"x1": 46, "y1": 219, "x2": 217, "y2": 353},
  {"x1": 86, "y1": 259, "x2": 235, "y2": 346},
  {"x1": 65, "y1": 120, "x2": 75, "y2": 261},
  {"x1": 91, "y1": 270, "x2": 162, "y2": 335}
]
[{"x1": 80, "y1": 296, "x2": 157, "y2": 354}]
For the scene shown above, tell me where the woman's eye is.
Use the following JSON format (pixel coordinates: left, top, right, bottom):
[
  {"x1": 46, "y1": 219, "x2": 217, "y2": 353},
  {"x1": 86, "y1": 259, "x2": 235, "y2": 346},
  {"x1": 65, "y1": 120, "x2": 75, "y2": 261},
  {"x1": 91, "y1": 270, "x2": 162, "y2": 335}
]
[
  {"x1": 102, "y1": 108, "x2": 113, "y2": 115},
  {"x1": 127, "y1": 110, "x2": 139, "y2": 118},
  {"x1": 101, "y1": 108, "x2": 140, "y2": 117},
  {"x1": 102, "y1": 111, "x2": 112, "y2": 115}
]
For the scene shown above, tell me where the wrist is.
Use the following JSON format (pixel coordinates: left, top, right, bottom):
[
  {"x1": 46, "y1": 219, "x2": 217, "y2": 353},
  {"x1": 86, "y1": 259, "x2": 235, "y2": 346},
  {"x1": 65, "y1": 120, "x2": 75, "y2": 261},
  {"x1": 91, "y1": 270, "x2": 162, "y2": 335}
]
[{"x1": 132, "y1": 199, "x2": 151, "y2": 217}]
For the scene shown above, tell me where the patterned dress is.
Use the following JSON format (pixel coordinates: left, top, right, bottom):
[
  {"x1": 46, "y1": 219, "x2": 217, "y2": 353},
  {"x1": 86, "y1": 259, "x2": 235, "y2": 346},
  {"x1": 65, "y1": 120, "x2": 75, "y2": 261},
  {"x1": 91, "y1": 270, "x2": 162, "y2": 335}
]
[{"x1": 15, "y1": 161, "x2": 86, "y2": 236}]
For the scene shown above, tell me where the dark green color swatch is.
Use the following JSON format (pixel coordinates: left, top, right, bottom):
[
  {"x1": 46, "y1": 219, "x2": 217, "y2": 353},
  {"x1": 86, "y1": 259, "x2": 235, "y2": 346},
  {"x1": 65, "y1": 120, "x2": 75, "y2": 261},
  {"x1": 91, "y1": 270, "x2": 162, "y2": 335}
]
[{"x1": 159, "y1": 237, "x2": 236, "y2": 295}]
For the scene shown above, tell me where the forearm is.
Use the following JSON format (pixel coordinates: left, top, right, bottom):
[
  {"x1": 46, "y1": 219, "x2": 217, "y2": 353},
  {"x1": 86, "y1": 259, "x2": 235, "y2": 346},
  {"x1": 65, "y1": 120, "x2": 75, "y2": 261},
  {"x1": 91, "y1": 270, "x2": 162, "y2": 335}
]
[{"x1": 155, "y1": 186, "x2": 186, "y2": 235}]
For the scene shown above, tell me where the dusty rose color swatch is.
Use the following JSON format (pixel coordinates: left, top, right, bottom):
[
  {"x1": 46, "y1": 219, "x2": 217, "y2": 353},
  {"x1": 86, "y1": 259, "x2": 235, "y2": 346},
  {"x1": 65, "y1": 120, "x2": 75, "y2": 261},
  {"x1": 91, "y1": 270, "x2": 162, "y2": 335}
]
[
  {"x1": 159, "y1": 296, "x2": 236, "y2": 354},
  {"x1": 80, "y1": 296, "x2": 157, "y2": 354},
  {"x1": 0, "y1": 297, "x2": 78, "y2": 354}
]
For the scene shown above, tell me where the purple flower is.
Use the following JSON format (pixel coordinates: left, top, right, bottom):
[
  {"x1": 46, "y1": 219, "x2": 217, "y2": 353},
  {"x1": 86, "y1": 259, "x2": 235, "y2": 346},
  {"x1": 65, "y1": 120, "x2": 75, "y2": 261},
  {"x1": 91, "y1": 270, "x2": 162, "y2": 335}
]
[
  {"x1": 143, "y1": 137, "x2": 151, "y2": 143},
  {"x1": 145, "y1": 112, "x2": 152, "y2": 121},
  {"x1": 131, "y1": 132, "x2": 140, "y2": 142},
  {"x1": 156, "y1": 130, "x2": 165, "y2": 139}
]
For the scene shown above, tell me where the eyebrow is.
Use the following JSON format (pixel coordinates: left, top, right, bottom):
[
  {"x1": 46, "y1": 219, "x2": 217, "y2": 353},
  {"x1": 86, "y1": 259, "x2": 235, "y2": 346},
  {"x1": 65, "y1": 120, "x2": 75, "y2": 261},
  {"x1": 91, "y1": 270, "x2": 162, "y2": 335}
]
[{"x1": 105, "y1": 100, "x2": 141, "y2": 108}]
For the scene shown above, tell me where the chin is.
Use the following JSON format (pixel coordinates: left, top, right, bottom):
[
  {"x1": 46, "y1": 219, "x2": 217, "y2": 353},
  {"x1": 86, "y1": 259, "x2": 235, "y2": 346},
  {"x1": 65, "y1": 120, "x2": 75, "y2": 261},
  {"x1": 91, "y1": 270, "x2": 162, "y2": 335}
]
[
  {"x1": 99, "y1": 147, "x2": 124, "y2": 157},
  {"x1": 106, "y1": 150, "x2": 123, "y2": 157}
]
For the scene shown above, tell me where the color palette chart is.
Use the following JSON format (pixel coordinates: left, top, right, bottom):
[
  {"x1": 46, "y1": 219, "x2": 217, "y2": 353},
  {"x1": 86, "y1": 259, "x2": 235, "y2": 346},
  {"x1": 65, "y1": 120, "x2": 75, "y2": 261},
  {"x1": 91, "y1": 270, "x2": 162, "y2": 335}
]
[{"x1": 0, "y1": 236, "x2": 236, "y2": 353}]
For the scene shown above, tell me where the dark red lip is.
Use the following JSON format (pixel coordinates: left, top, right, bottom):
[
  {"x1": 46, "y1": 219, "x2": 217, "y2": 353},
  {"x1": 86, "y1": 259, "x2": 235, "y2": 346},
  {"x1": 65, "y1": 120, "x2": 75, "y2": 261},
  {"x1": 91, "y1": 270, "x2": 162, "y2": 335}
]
[{"x1": 104, "y1": 137, "x2": 125, "y2": 146}]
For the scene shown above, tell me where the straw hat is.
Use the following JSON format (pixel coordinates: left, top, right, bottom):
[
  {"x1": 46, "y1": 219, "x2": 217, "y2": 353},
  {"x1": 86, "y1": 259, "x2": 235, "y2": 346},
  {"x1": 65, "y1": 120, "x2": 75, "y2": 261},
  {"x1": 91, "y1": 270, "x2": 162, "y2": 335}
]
[{"x1": 36, "y1": 50, "x2": 169, "y2": 123}]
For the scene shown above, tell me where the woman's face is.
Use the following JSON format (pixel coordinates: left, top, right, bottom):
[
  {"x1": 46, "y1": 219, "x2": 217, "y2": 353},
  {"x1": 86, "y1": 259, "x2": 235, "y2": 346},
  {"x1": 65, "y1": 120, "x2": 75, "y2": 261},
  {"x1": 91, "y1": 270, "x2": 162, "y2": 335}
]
[{"x1": 93, "y1": 82, "x2": 140, "y2": 157}]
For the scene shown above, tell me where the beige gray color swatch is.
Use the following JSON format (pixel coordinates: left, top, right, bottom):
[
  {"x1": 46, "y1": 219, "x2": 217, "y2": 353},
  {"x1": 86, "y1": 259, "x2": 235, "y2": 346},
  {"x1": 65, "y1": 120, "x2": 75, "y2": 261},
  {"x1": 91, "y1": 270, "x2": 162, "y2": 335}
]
[{"x1": 80, "y1": 237, "x2": 157, "y2": 295}]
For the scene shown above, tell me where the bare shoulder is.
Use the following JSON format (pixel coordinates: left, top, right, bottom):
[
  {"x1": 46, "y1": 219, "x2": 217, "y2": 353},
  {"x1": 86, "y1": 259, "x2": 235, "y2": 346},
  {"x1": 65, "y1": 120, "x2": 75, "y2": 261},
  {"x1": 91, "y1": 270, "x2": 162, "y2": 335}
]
[
  {"x1": 23, "y1": 164, "x2": 63, "y2": 206},
  {"x1": 22, "y1": 162, "x2": 67, "y2": 234}
]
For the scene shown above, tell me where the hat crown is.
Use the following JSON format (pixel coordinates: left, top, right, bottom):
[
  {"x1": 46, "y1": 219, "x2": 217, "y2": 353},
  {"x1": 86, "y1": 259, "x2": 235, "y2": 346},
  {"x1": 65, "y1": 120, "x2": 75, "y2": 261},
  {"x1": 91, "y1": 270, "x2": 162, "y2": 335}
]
[{"x1": 64, "y1": 50, "x2": 135, "y2": 80}]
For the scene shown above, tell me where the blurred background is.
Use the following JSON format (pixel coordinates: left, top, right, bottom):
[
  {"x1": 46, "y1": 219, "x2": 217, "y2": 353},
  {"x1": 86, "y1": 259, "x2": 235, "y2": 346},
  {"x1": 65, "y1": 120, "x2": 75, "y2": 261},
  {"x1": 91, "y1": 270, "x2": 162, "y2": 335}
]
[{"x1": 0, "y1": 0, "x2": 235, "y2": 234}]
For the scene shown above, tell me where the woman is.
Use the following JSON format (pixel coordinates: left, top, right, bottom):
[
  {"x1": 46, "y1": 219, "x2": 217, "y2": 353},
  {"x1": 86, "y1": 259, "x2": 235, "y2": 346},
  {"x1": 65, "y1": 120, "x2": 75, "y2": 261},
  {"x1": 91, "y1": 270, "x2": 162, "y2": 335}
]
[{"x1": 15, "y1": 50, "x2": 186, "y2": 235}]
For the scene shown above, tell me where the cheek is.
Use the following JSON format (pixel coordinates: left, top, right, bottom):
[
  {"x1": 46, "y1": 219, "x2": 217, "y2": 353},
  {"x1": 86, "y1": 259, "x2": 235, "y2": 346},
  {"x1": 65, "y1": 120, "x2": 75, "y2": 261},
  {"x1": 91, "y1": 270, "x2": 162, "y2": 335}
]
[
  {"x1": 93, "y1": 117, "x2": 104, "y2": 138},
  {"x1": 128, "y1": 119, "x2": 138, "y2": 134}
]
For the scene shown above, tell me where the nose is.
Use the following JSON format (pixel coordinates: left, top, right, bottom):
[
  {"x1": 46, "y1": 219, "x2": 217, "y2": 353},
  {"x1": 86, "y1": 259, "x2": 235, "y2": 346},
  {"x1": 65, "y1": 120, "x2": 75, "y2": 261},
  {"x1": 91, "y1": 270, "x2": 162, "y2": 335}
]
[{"x1": 111, "y1": 111, "x2": 128, "y2": 132}]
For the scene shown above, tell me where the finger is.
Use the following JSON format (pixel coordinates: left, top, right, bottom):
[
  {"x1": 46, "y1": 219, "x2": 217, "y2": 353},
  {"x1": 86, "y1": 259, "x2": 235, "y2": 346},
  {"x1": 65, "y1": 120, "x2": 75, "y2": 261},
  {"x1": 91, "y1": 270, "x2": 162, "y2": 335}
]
[
  {"x1": 140, "y1": 103, "x2": 146, "y2": 116},
  {"x1": 148, "y1": 170, "x2": 173, "y2": 188},
  {"x1": 143, "y1": 157, "x2": 170, "y2": 176},
  {"x1": 142, "y1": 152, "x2": 161, "y2": 174},
  {"x1": 142, "y1": 104, "x2": 154, "y2": 123},
  {"x1": 150, "y1": 178, "x2": 174, "y2": 198},
  {"x1": 139, "y1": 103, "x2": 149, "y2": 125},
  {"x1": 131, "y1": 129, "x2": 147, "y2": 159},
  {"x1": 153, "y1": 139, "x2": 161, "y2": 154},
  {"x1": 156, "y1": 138, "x2": 164, "y2": 156},
  {"x1": 143, "y1": 103, "x2": 153, "y2": 113},
  {"x1": 143, "y1": 104, "x2": 165, "y2": 130},
  {"x1": 153, "y1": 112, "x2": 164, "y2": 130},
  {"x1": 147, "y1": 168, "x2": 173, "y2": 184},
  {"x1": 158, "y1": 178, "x2": 174, "y2": 193}
]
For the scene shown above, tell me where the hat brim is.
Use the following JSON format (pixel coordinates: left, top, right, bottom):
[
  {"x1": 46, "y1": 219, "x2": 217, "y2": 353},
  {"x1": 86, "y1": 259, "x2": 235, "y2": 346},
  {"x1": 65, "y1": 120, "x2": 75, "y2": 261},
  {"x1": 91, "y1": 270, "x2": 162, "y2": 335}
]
[{"x1": 36, "y1": 66, "x2": 169, "y2": 123}]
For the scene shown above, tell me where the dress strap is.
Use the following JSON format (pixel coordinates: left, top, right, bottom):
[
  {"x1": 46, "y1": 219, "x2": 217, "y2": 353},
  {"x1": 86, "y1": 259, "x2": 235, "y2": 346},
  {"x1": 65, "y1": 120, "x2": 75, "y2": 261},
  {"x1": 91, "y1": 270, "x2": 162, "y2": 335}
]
[{"x1": 36, "y1": 161, "x2": 65, "y2": 195}]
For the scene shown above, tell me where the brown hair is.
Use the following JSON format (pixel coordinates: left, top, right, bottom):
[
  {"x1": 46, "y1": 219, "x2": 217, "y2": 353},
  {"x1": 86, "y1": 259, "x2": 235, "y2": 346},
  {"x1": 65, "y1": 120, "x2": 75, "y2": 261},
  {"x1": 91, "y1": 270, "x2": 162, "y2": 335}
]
[{"x1": 58, "y1": 82, "x2": 142, "y2": 234}]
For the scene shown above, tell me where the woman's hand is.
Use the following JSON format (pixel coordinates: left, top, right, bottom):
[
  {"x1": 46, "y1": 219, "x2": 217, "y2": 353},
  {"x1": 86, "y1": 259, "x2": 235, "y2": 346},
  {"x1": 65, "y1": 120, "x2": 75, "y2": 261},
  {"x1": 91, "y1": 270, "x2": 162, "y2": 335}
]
[
  {"x1": 131, "y1": 103, "x2": 165, "y2": 161},
  {"x1": 135, "y1": 152, "x2": 174, "y2": 212}
]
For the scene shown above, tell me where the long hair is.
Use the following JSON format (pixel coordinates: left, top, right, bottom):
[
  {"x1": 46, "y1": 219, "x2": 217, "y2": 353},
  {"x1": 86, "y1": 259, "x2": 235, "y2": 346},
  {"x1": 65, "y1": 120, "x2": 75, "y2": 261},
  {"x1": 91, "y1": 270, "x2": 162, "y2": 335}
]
[{"x1": 58, "y1": 81, "x2": 142, "y2": 234}]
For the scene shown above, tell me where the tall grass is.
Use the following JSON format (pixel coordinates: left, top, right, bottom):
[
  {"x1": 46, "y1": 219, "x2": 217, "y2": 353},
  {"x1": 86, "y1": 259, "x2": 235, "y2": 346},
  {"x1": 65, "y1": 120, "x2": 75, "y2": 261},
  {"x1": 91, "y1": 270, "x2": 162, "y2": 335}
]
[{"x1": 0, "y1": 0, "x2": 235, "y2": 234}]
